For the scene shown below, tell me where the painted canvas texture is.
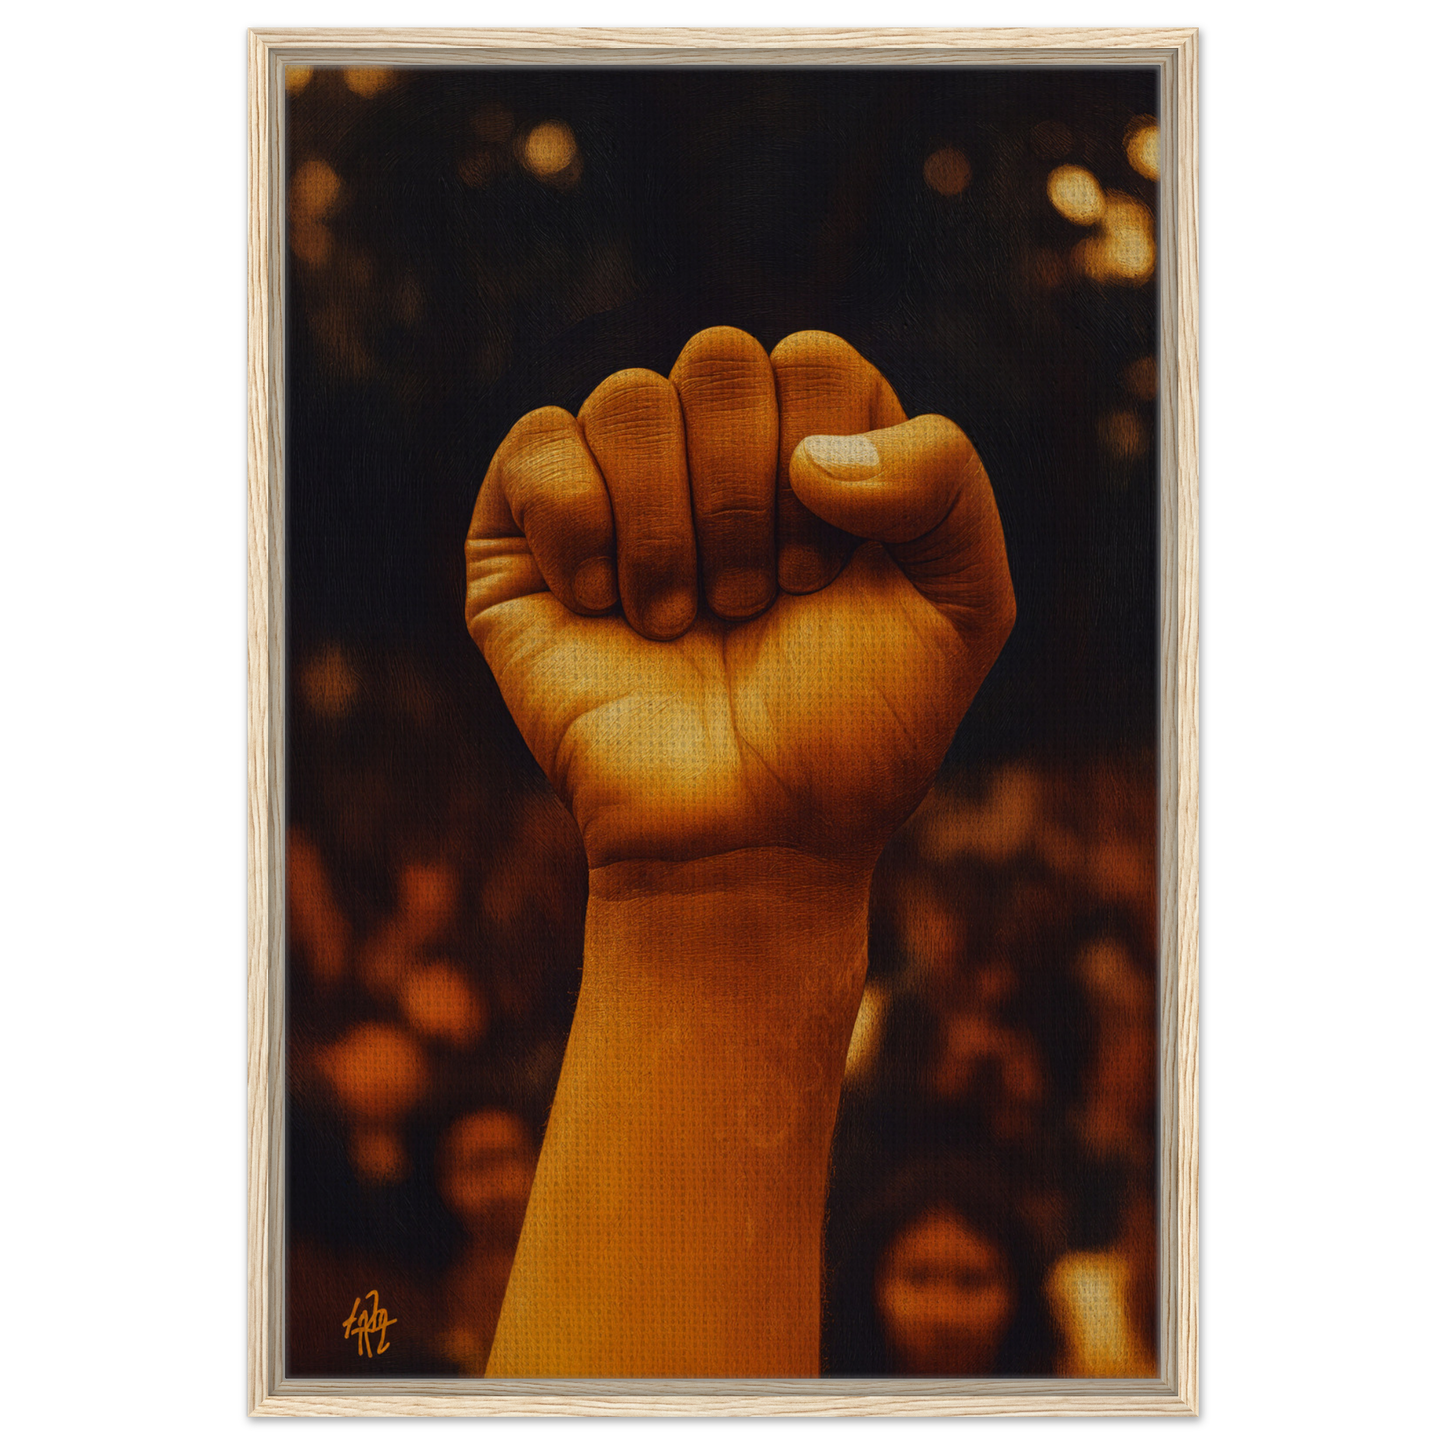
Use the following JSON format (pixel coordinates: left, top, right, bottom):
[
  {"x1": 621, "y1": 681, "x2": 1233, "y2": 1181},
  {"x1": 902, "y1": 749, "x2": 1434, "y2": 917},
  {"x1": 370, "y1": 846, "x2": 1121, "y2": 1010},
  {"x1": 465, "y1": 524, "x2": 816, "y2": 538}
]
[{"x1": 282, "y1": 62, "x2": 1161, "y2": 1379}]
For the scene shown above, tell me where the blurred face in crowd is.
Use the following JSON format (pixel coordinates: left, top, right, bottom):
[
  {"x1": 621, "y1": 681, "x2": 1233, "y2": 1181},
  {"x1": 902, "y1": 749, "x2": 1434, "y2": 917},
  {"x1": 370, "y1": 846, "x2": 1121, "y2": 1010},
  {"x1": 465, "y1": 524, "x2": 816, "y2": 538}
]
[
  {"x1": 875, "y1": 1204, "x2": 1016, "y2": 1375},
  {"x1": 438, "y1": 1110, "x2": 537, "y2": 1240}
]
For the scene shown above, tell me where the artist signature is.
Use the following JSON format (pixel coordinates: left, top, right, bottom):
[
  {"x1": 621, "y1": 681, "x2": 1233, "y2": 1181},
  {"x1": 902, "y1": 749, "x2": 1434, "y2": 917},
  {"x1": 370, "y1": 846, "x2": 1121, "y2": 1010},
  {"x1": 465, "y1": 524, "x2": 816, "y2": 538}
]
[{"x1": 342, "y1": 1289, "x2": 398, "y2": 1357}]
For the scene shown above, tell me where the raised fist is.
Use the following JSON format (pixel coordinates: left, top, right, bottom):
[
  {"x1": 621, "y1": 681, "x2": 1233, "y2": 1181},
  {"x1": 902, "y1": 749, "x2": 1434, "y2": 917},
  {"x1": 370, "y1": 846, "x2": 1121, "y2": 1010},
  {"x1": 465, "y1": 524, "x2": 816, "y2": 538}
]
[{"x1": 465, "y1": 326, "x2": 1015, "y2": 875}]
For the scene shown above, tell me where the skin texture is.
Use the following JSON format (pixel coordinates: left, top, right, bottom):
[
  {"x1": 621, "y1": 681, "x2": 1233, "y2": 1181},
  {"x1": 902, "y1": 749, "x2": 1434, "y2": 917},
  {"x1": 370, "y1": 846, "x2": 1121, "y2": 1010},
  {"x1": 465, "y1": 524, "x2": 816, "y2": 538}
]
[{"x1": 464, "y1": 327, "x2": 1015, "y2": 1377}]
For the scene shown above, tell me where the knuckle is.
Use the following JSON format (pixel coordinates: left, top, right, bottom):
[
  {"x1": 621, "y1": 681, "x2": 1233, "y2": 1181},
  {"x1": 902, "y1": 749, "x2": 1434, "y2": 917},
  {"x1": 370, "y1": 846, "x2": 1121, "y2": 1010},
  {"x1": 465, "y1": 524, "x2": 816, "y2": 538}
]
[
  {"x1": 580, "y1": 369, "x2": 678, "y2": 435},
  {"x1": 503, "y1": 405, "x2": 576, "y2": 451},
  {"x1": 676, "y1": 360, "x2": 772, "y2": 403},
  {"x1": 678, "y1": 324, "x2": 763, "y2": 360},
  {"x1": 520, "y1": 486, "x2": 613, "y2": 550},
  {"x1": 770, "y1": 330, "x2": 853, "y2": 368},
  {"x1": 673, "y1": 328, "x2": 771, "y2": 395},
  {"x1": 682, "y1": 325, "x2": 762, "y2": 355},
  {"x1": 620, "y1": 533, "x2": 691, "y2": 577},
  {"x1": 696, "y1": 501, "x2": 771, "y2": 526},
  {"x1": 770, "y1": 333, "x2": 880, "y2": 413}
]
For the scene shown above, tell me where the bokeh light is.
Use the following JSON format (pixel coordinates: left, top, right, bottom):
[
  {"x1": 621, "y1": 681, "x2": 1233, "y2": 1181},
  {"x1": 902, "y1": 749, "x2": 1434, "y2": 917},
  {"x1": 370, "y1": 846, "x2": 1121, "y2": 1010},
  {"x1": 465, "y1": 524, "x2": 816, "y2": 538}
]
[
  {"x1": 1046, "y1": 1249, "x2": 1154, "y2": 1377},
  {"x1": 924, "y1": 147, "x2": 972, "y2": 197},
  {"x1": 285, "y1": 65, "x2": 314, "y2": 96},
  {"x1": 298, "y1": 644, "x2": 358, "y2": 720},
  {"x1": 1101, "y1": 192, "x2": 1155, "y2": 282},
  {"x1": 290, "y1": 223, "x2": 331, "y2": 268},
  {"x1": 287, "y1": 829, "x2": 351, "y2": 987},
  {"x1": 321, "y1": 1022, "x2": 428, "y2": 1123},
  {"x1": 1074, "y1": 192, "x2": 1155, "y2": 285},
  {"x1": 400, "y1": 960, "x2": 487, "y2": 1048},
  {"x1": 290, "y1": 158, "x2": 341, "y2": 221},
  {"x1": 1124, "y1": 115, "x2": 1160, "y2": 181},
  {"x1": 522, "y1": 121, "x2": 577, "y2": 178},
  {"x1": 1047, "y1": 165, "x2": 1105, "y2": 226},
  {"x1": 1122, "y1": 356, "x2": 1158, "y2": 401},
  {"x1": 1099, "y1": 409, "x2": 1147, "y2": 460},
  {"x1": 459, "y1": 106, "x2": 515, "y2": 189},
  {"x1": 289, "y1": 159, "x2": 341, "y2": 268},
  {"x1": 398, "y1": 860, "x2": 460, "y2": 945},
  {"x1": 344, "y1": 67, "x2": 396, "y2": 99},
  {"x1": 351, "y1": 1127, "x2": 408, "y2": 1185}
]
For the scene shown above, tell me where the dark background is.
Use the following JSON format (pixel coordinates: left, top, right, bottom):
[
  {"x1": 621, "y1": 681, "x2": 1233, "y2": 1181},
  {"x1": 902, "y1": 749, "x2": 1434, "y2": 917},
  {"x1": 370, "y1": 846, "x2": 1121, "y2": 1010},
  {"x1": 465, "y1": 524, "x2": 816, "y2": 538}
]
[{"x1": 283, "y1": 64, "x2": 1160, "y2": 1379}]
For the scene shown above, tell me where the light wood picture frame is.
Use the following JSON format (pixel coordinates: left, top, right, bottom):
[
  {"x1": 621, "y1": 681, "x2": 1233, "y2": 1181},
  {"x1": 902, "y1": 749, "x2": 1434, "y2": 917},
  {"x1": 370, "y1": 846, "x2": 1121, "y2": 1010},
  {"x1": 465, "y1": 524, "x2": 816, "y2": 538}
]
[{"x1": 249, "y1": 26, "x2": 1198, "y2": 1417}]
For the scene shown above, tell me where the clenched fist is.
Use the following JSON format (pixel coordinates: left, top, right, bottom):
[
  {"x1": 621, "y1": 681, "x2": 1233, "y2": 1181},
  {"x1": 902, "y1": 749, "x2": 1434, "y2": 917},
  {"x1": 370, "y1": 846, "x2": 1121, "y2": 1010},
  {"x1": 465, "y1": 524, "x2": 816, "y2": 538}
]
[
  {"x1": 467, "y1": 326, "x2": 1015, "y2": 1378},
  {"x1": 465, "y1": 326, "x2": 1015, "y2": 874}
]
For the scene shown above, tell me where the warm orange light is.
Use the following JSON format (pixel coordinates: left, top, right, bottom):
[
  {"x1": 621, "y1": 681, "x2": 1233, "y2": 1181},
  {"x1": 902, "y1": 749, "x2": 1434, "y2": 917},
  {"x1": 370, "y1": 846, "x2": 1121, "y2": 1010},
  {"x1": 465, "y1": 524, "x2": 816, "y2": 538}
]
[
  {"x1": 844, "y1": 984, "x2": 886, "y2": 1080},
  {"x1": 1047, "y1": 1250, "x2": 1155, "y2": 1377},
  {"x1": 351, "y1": 1128, "x2": 408, "y2": 1184},
  {"x1": 400, "y1": 961, "x2": 487, "y2": 1048},
  {"x1": 290, "y1": 158, "x2": 341, "y2": 222},
  {"x1": 344, "y1": 67, "x2": 395, "y2": 98},
  {"x1": 923, "y1": 147, "x2": 972, "y2": 197},
  {"x1": 1047, "y1": 165, "x2": 1105, "y2": 226},
  {"x1": 437, "y1": 1110, "x2": 537, "y2": 1231},
  {"x1": 322, "y1": 1022, "x2": 428, "y2": 1123},
  {"x1": 285, "y1": 65, "x2": 314, "y2": 96},
  {"x1": 287, "y1": 829, "x2": 350, "y2": 987},
  {"x1": 522, "y1": 121, "x2": 577, "y2": 177},
  {"x1": 1074, "y1": 192, "x2": 1156, "y2": 285},
  {"x1": 1122, "y1": 356, "x2": 1158, "y2": 401},
  {"x1": 1099, "y1": 410, "x2": 1147, "y2": 460},
  {"x1": 443, "y1": 1109, "x2": 531, "y2": 1162},
  {"x1": 1103, "y1": 193, "x2": 1155, "y2": 281},
  {"x1": 1124, "y1": 116, "x2": 1160, "y2": 181},
  {"x1": 398, "y1": 861, "x2": 459, "y2": 943},
  {"x1": 290, "y1": 220, "x2": 332, "y2": 268},
  {"x1": 299, "y1": 645, "x2": 358, "y2": 719},
  {"x1": 914, "y1": 764, "x2": 1041, "y2": 866}
]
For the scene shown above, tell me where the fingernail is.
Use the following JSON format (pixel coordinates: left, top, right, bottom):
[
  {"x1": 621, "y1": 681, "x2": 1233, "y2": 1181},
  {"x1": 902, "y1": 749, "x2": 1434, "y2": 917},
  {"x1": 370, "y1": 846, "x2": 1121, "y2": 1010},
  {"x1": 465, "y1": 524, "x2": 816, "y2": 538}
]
[
  {"x1": 710, "y1": 566, "x2": 774, "y2": 618},
  {"x1": 642, "y1": 586, "x2": 695, "y2": 639},
  {"x1": 573, "y1": 556, "x2": 617, "y2": 611},
  {"x1": 802, "y1": 434, "x2": 880, "y2": 480}
]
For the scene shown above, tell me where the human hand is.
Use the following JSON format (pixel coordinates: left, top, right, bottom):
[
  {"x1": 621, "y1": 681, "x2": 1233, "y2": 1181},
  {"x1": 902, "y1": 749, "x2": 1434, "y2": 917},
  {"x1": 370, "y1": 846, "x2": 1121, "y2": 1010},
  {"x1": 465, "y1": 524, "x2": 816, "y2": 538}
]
[
  {"x1": 465, "y1": 326, "x2": 1015, "y2": 876},
  {"x1": 469, "y1": 328, "x2": 1014, "y2": 1375}
]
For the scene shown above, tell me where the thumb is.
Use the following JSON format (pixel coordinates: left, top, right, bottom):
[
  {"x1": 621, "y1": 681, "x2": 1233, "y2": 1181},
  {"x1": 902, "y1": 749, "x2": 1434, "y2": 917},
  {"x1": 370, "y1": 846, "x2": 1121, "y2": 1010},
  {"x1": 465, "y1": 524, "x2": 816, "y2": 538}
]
[{"x1": 789, "y1": 414, "x2": 1016, "y2": 647}]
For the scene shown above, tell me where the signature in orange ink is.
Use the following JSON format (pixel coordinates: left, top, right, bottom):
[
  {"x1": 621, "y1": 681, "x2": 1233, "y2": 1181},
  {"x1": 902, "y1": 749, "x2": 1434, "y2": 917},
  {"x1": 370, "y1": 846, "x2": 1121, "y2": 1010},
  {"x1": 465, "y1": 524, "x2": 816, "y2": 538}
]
[{"x1": 342, "y1": 1289, "x2": 398, "y2": 1357}]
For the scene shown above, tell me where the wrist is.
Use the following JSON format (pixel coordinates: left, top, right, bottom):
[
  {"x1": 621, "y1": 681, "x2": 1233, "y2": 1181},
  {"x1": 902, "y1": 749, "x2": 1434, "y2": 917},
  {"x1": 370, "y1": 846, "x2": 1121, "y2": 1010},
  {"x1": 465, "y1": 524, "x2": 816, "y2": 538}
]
[
  {"x1": 584, "y1": 847, "x2": 872, "y2": 1005},
  {"x1": 575, "y1": 843, "x2": 867, "y2": 1190},
  {"x1": 577, "y1": 846, "x2": 872, "y2": 1155},
  {"x1": 486, "y1": 847, "x2": 873, "y2": 1377}
]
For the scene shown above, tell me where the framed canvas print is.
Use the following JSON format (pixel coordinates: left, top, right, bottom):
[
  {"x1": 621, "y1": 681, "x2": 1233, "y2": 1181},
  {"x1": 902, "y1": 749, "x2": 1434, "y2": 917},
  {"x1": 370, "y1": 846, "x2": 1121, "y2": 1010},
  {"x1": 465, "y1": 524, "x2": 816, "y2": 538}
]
[{"x1": 248, "y1": 26, "x2": 1198, "y2": 1416}]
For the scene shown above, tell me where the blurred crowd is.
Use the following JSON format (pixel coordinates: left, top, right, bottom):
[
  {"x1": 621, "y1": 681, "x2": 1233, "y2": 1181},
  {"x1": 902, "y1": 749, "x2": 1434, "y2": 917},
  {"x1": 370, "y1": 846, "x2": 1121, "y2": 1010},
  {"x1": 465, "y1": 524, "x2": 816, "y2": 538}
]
[
  {"x1": 285, "y1": 641, "x2": 1158, "y2": 1378},
  {"x1": 282, "y1": 63, "x2": 1162, "y2": 1380}
]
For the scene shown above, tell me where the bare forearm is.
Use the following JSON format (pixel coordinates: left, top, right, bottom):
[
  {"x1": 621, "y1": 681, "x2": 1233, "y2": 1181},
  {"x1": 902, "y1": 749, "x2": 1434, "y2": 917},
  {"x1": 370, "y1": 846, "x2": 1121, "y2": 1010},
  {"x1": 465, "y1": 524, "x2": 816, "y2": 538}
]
[{"x1": 485, "y1": 849, "x2": 871, "y2": 1378}]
